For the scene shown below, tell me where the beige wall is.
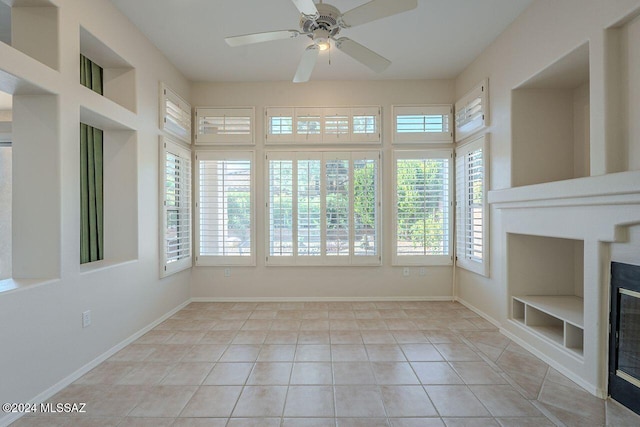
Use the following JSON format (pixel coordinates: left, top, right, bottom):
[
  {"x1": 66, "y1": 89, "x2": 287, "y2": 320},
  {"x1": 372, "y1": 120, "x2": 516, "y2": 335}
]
[
  {"x1": 0, "y1": 0, "x2": 191, "y2": 414},
  {"x1": 454, "y1": 0, "x2": 640, "y2": 323},
  {"x1": 190, "y1": 79, "x2": 457, "y2": 299}
]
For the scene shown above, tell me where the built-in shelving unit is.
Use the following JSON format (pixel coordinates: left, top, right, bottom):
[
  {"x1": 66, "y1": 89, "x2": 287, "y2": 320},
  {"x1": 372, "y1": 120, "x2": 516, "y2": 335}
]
[{"x1": 512, "y1": 295, "x2": 584, "y2": 356}]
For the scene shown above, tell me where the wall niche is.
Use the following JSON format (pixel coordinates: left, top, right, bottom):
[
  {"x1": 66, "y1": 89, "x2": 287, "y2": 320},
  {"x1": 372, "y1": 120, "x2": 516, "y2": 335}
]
[{"x1": 511, "y1": 43, "x2": 590, "y2": 187}]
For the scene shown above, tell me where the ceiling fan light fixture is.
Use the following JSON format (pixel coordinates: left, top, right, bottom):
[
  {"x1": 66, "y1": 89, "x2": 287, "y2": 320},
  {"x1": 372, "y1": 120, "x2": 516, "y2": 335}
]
[{"x1": 316, "y1": 38, "x2": 330, "y2": 51}]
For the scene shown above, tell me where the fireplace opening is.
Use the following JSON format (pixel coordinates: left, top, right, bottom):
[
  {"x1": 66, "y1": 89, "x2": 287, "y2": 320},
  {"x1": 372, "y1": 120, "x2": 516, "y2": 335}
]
[{"x1": 609, "y1": 262, "x2": 640, "y2": 415}]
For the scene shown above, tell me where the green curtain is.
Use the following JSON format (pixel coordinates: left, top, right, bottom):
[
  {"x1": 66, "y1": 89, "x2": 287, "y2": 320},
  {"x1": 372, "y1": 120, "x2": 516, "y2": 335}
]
[
  {"x1": 80, "y1": 123, "x2": 104, "y2": 264},
  {"x1": 80, "y1": 54, "x2": 103, "y2": 95}
]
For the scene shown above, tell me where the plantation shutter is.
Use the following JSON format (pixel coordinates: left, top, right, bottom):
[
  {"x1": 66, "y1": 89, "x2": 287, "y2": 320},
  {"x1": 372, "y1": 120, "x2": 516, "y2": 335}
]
[
  {"x1": 323, "y1": 108, "x2": 351, "y2": 142},
  {"x1": 351, "y1": 106, "x2": 380, "y2": 142},
  {"x1": 196, "y1": 151, "x2": 254, "y2": 265},
  {"x1": 266, "y1": 151, "x2": 380, "y2": 266},
  {"x1": 195, "y1": 107, "x2": 254, "y2": 145},
  {"x1": 268, "y1": 155, "x2": 294, "y2": 261},
  {"x1": 394, "y1": 150, "x2": 453, "y2": 265},
  {"x1": 295, "y1": 107, "x2": 323, "y2": 142},
  {"x1": 455, "y1": 79, "x2": 488, "y2": 142},
  {"x1": 455, "y1": 135, "x2": 488, "y2": 275},
  {"x1": 161, "y1": 137, "x2": 192, "y2": 276},
  {"x1": 265, "y1": 107, "x2": 294, "y2": 143},
  {"x1": 393, "y1": 105, "x2": 453, "y2": 143},
  {"x1": 160, "y1": 83, "x2": 191, "y2": 143}
]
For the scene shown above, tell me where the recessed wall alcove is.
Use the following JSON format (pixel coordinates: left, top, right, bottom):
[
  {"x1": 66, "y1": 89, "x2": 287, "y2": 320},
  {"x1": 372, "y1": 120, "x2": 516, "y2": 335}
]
[
  {"x1": 0, "y1": 0, "x2": 59, "y2": 70},
  {"x1": 511, "y1": 42, "x2": 590, "y2": 187}
]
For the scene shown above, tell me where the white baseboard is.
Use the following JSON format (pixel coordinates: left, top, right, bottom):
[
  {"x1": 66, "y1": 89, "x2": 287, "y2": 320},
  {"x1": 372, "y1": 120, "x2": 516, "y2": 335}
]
[
  {"x1": 191, "y1": 295, "x2": 455, "y2": 302},
  {"x1": 0, "y1": 299, "x2": 191, "y2": 427},
  {"x1": 454, "y1": 296, "x2": 501, "y2": 328},
  {"x1": 500, "y1": 325, "x2": 605, "y2": 398}
]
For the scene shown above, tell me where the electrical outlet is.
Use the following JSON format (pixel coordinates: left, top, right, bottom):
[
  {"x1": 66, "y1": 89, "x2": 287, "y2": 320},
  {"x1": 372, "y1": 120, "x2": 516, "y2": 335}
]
[
  {"x1": 403, "y1": 267, "x2": 410, "y2": 277},
  {"x1": 82, "y1": 310, "x2": 91, "y2": 328},
  {"x1": 419, "y1": 267, "x2": 426, "y2": 276},
  {"x1": 224, "y1": 268, "x2": 231, "y2": 277}
]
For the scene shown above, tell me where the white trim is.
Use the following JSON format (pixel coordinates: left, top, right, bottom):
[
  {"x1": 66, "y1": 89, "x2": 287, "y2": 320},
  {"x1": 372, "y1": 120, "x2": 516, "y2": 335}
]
[
  {"x1": 159, "y1": 82, "x2": 192, "y2": 144},
  {"x1": 454, "y1": 296, "x2": 501, "y2": 328},
  {"x1": 0, "y1": 299, "x2": 191, "y2": 427},
  {"x1": 500, "y1": 324, "x2": 605, "y2": 398},
  {"x1": 191, "y1": 296, "x2": 455, "y2": 303}
]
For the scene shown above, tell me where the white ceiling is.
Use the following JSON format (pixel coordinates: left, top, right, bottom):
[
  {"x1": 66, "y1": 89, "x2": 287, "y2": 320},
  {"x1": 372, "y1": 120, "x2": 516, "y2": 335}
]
[{"x1": 110, "y1": 0, "x2": 532, "y2": 83}]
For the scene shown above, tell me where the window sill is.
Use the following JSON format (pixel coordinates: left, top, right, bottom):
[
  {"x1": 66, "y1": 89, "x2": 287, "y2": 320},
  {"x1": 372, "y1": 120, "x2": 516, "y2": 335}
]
[
  {"x1": 79, "y1": 258, "x2": 137, "y2": 275},
  {"x1": 0, "y1": 277, "x2": 59, "y2": 295}
]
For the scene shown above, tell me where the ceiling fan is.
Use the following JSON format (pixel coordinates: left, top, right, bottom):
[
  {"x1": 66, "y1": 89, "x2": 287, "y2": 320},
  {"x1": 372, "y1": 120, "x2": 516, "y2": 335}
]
[{"x1": 224, "y1": 0, "x2": 418, "y2": 83}]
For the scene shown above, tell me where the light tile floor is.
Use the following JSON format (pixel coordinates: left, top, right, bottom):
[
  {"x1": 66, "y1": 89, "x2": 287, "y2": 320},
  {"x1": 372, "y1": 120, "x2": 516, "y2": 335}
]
[{"x1": 12, "y1": 301, "x2": 640, "y2": 426}]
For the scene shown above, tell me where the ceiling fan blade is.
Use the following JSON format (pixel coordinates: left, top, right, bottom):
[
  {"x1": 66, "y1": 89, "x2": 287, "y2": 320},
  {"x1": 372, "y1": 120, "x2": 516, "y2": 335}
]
[
  {"x1": 335, "y1": 37, "x2": 390, "y2": 73},
  {"x1": 225, "y1": 30, "x2": 301, "y2": 47},
  {"x1": 291, "y1": 0, "x2": 318, "y2": 16},
  {"x1": 293, "y1": 45, "x2": 319, "y2": 83},
  {"x1": 340, "y1": 0, "x2": 417, "y2": 27}
]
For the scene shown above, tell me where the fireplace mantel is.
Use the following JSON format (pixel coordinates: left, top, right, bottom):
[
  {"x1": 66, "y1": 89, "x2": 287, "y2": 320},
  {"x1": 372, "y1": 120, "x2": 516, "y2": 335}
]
[{"x1": 487, "y1": 170, "x2": 640, "y2": 398}]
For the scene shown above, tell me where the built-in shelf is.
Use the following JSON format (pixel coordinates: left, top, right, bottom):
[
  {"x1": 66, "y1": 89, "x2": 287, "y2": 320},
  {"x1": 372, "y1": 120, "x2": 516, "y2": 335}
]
[
  {"x1": 512, "y1": 295, "x2": 584, "y2": 357},
  {"x1": 80, "y1": 26, "x2": 137, "y2": 113}
]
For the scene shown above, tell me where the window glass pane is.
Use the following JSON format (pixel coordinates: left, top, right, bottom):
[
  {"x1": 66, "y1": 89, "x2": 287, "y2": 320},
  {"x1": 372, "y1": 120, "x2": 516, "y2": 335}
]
[
  {"x1": 325, "y1": 159, "x2": 349, "y2": 256},
  {"x1": 353, "y1": 115, "x2": 376, "y2": 134},
  {"x1": 297, "y1": 159, "x2": 321, "y2": 256},
  {"x1": 199, "y1": 159, "x2": 251, "y2": 256},
  {"x1": 354, "y1": 159, "x2": 377, "y2": 256},
  {"x1": 397, "y1": 115, "x2": 449, "y2": 133},
  {"x1": 296, "y1": 116, "x2": 321, "y2": 135},
  {"x1": 270, "y1": 117, "x2": 293, "y2": 135},
  {"x1": 396, "y1": 158, "x2": 449, "y2": 256},
  {"x1": 325, "y1": 116, "x2": 349, "y2": 136},
  {"x1": 269, "y1": 159, "x2": 293, "y2": 256}
]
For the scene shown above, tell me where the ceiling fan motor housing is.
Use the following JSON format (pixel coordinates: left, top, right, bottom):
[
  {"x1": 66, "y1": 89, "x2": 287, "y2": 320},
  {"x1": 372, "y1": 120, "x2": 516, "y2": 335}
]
[{"x1": 300, "y1": 3, "x2": 342, "y2": 39}]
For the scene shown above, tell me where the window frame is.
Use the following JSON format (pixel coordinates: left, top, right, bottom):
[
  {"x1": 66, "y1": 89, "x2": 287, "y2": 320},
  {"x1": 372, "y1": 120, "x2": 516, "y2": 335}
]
[
  {"x1": 455, "y1": 134, "x2": 489, "y2": 276},
  {"x1": 194, "y1": 150, "x2": 256, "y2": 266},
  {"x1": 392, "y1": 149, "x2": 454, "y2": 266},
  {"x1": 195, "y1": 107, "x2": 255, "y2": 145},
  {"x1": 159, "y1": 136, "x2": 193, "y2": 277},
  {"x1": 265, "y1": 150, "x2": 381, "y2": 267},
  {"x1": 392, "y1": 105, "x2": 453, "y2": 143}
]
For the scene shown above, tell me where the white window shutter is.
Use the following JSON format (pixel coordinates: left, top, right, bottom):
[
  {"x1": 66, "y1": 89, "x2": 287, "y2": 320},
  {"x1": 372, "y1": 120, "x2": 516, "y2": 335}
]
[
  {"x1": 393, "y1": 105, "x2": 453, "y2": 143},
  {"x1": 351, "y1": 106, "x2": 381, "y2": 142},
  {"x1": 266, "y1": 150, "x2": 381, "y2": 266},
  {"x1": 393, "y1": 149, "x2": 453, "y2": 265},
  {"x1": 195, "y1": 107, "x2": 255, "y2": 145},
  {"x1": 160, "y1": 83, "x2": 192, "y2": 144},
  {"x1": 265, "y1": 106, "x2": 381, "y2": 145},
  {"x1": 195, "y1": 151, "x2": 255, "y2": 266},
  {"x1": 455, "y1": 134, "x2": 489, "y2": 276},
  {"x1": 160, "y1": 136, "x2": 192, "y2": 277},
  {"x1": 455, "y1": 79, "x2": 488, "y2": 142},
  {"x1": 265, "y1": 107, "x2": 295, "y2": 143}
]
